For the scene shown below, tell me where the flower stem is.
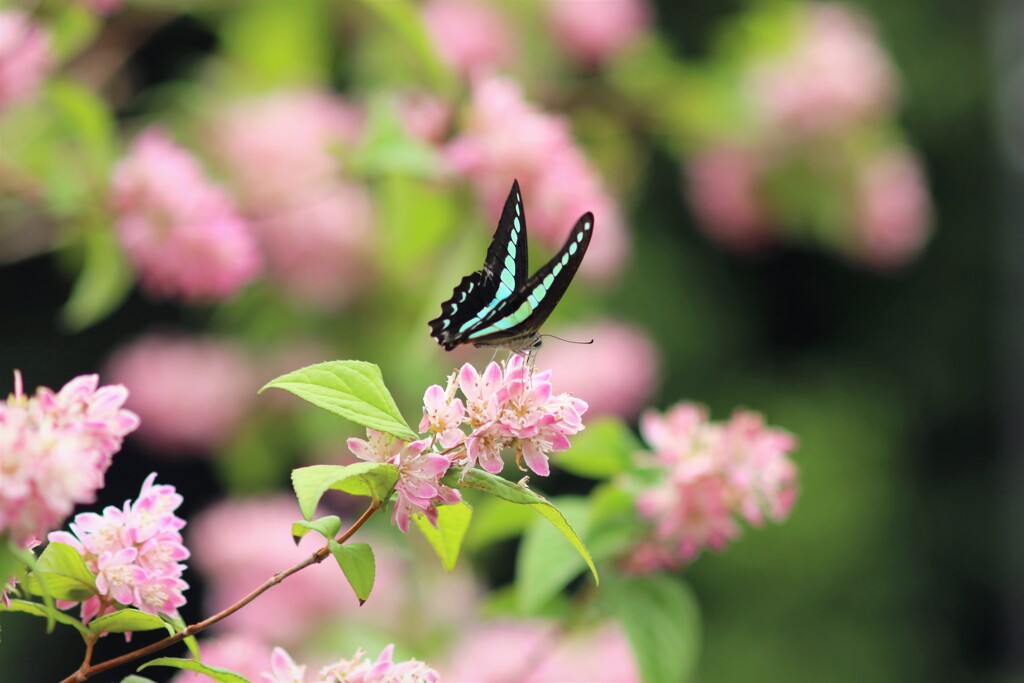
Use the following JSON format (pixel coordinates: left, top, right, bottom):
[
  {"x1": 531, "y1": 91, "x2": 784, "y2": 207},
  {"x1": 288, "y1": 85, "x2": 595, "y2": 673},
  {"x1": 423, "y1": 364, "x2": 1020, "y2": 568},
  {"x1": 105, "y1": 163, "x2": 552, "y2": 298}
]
[{"x1": 59, "y1": 500, "x2": 381, "y2": 683}]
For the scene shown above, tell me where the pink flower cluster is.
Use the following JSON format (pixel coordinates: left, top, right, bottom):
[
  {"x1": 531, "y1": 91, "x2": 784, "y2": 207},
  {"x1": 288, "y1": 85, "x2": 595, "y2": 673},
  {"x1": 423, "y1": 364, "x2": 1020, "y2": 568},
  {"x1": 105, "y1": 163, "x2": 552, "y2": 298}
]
[
  {"x1": 111, "y1": 128, "x2": 261, "y2": 301},
  {"x1": 205, "y1": 90, "x2": 375, "y2": 310},
  {"x1": 106, "y1": 334, "x2": 257, "y2": 455},
  {"x1": 544, "y1": 0, "x2": 651, "y2": 66},
  {"x1": 48, "y1": 473, "x2": 189, "y2": 621},
  {"x1": 0, "y1": 373, "x2": 139, "y2": 546},
  {"x1": 422, "y1": 0, "x2": 515, "y2": 78},
  {"x1": 446, "y1": 76, "x2": 629, "y2": 279},
  {"x1": 749, "y1": 3, "x2": 897, "y2": 137},
  {"x1": 684, "y1": 3, "x2": 932, "y2": 269},
  {"x1": 445, "y1": 620, "x2": 638, "y2": 682},
  {"x1": 264, "y1": 644, "x2": 439, "y2": 683},
  {"x1": 348, "y1": 356, "x2": 587, "y2": 532},
  {"x1": 627, "y1": 403, "x2": 798, "y2": 572},
  {"x1": 347, "y1": 431, "x2": 462, "y2": 533},
  {"x1": 447, "y1": 355, "x2": 588, "y2": 478},
  {"x1": 0, "y1": 10, "x2": 53, "y2": 110}
]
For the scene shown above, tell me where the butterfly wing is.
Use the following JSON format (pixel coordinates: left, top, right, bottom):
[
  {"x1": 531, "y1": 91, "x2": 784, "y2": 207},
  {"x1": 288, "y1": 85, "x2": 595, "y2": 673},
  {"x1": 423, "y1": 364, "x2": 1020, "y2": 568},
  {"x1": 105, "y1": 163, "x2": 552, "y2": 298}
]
[
  {"x1": 462, "y1": 211, "x2": 594, "y2": 350},
  {"x1": 429, "y1": 180, "x2": 530, "y2": 350}
]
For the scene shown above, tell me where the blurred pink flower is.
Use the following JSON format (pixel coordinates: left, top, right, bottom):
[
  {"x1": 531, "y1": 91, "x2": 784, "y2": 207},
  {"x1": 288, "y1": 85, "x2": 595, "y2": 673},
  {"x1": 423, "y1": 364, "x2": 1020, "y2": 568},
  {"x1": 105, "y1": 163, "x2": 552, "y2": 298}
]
[
  {"x1": 545, "y1": 0, "x2": 651, "y2": 65},
  {"x1": 206, "y1": 91, "x2": 362, "y2": 211},
  {"x1": 445, "y1": 621, "x2": 639, "y2": 682},
  {"x1": 685, "y1": 146, "x2": 774, "y2": 251},
  {"x1": 750, "y1": 3, "x2": 898, "y2": 137},
  {"x1": 422, "y1": 0, "x2": 515, "y2": 77},
  {"x1": 537, "y1": 320, "x2": 658, "y2": 419},
  {"x1": 0, "y1": 11, "x2": 53, "y2": 109},
  {"x1": 171, "y1": 634, "x2": 273, "y2": 683},
  {"x1": 399, "y1": 91, "x2": 453, "y2": 143},
  {"x1": 112, "y1": 128, "x2": 261, "y2": 301},
  {"x1": 627, "y1": 403, "x2": 798, "y2": 572},
  {"x1": 267, "y1": 644, "x2": 439, "y2": 683},
  {"x1": 446, "y1": 76, "x2": 629, "y2": 279},
  {"x1": 106, "y1": 334, "x2": 257, "y2": 455},
  {"x1": 206, "y1": 91, "x2": 375, "y2": 309},
  {"x1": 189, "y1": 496, "x2": 402, "y2": 645},
  {"x1": 49, "y1": 473, "x2": 189, "y2": 622},
  {"x1": 0, "y1": 372, "x2": 139, "y2": 546},
  {"x1": 854, "y1": 149, "x2": 931, "y2": 269}
]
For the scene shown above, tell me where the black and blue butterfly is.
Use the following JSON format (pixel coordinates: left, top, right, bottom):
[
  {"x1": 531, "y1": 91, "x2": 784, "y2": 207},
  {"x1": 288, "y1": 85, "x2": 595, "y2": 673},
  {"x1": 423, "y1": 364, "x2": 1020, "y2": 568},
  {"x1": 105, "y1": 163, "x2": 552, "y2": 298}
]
[{"x1": 429, "y1": 180, "x2": 593, "y2": 352}]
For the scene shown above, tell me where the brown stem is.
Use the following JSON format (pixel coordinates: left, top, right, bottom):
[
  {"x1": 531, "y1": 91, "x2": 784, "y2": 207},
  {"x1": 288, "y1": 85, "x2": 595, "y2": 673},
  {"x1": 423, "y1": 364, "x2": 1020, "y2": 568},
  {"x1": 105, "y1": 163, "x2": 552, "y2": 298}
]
[
  {"x1": 81, "y1": 634, "x2": 97, "y2": 668},
  {"x1": 59, "y1": 501, "x2": 381, "y2": 683}
]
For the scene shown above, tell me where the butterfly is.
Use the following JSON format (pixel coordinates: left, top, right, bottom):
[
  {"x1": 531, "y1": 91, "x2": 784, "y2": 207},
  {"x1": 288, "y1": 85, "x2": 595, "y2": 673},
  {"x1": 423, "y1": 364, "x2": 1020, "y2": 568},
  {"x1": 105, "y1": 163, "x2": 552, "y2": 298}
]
[{"x1": 429, "y1": 179, "x2": 593, "y2": 353}]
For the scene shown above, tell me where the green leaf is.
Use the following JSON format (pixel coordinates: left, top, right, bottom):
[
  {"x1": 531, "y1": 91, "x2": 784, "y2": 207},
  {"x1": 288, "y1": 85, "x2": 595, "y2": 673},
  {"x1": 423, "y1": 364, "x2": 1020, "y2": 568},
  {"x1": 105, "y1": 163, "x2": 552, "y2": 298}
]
[
  {"x1": 350, "y1": 98, "x2": 441, "y2": 178},
  {"x1": 261, "y1": 361, "x2": 419, "y2": 441},
  {"x1": 23, "y1": 542, "x2": 96, "y2": 602},
  {"x1": 292, "y1": 463, "x2": 400, "y2": 519},
  {"x1": 291, "y1": 515, "x2": 342, "y2": 543},
  {"x1": 89, "y1": 608, "x2": 171, "y2": 634},
  {"x1": 49, "y1": 4, "x2": 101, "y2": 61},
  {"x1": 413, "y1": 501, "x2": 472, "y2": 572},
  {"x1": 0, "y1": 598, "x2": 90, "y2": 637},
  {"x1": 602, "y1": 575, "x2": 702, "y2": 683},
  {"x1": 220, "y1": 0, "x2": 331, "y2": 88},
  {"x1": 62, "y1": 226, "x2": 133, "y2": 331},
  {"x1": 139, "y1": 658, "x2": 250, "y2": 683},
  {"x1": 516, "y1": 497, "x2": 589, "y2": 613},
  {"x1": 46, "y1": 79, "x2": 117, "y2": 177},
  {"x1": 328, "y1": 542, "x2": 375, "y2": 604},
  {"x1": 463, "y1": 496, "x2": 534, "y2": 550},
  {"x1": 554, "y1": 418, "x2": 640, "y2": 480},
  {"x1": 120, "y1": 677, "x2": 160, "y2": 683},
  {"x1": 357, "y1": 0, "x2": 454, "y2": 93},
  {"x1": 585, "y1": 486, "x2": 644, "y2": 563},
  {"x1": 448, "y1": 470, "x2": 598, "y2": 585}
]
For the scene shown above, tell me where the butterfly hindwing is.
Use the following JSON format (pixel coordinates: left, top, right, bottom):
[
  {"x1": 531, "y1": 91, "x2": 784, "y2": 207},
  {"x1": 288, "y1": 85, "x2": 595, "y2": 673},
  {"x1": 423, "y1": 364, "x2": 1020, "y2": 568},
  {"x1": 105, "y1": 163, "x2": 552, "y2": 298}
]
[
  {"x1": 462, "y1": 211, "x2": 594, "y2": 349},
  {"x1": 429, "y1": 181, "x2": 529, "y2": 350}
]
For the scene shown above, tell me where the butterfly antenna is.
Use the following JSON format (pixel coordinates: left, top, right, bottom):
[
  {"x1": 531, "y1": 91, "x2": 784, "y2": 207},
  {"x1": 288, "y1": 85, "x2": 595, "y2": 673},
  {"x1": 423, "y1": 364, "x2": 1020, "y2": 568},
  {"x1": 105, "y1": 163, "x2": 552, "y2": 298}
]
[{"x1": 538, "y1": 334, "x2": 595, "y2": 346}]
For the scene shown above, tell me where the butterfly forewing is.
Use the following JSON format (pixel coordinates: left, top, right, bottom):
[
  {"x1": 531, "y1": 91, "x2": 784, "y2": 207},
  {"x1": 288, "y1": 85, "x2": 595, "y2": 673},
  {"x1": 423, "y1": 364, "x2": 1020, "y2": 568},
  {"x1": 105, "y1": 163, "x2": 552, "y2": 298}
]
[
  {"x1": 463, "y1": 212, "x2": 594, "y2": 349},
  {"x1": 429, "y1": 181, "x2": 530, "y2": 350}
]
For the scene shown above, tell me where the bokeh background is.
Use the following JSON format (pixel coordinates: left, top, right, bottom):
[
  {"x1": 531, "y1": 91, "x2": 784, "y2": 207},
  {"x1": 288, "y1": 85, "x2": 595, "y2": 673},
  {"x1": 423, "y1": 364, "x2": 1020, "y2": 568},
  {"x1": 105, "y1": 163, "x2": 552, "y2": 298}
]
[{"x1": 1, "y1": 0, "x2": 1020, "y2": 681}]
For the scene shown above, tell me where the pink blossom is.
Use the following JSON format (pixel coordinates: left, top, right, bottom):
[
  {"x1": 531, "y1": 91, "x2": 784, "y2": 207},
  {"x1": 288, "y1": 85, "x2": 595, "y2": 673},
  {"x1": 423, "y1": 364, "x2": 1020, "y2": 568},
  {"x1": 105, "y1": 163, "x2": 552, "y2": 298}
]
[
  {"x1": 454, "y1": 355, "x2": 588, "y2": 476},
  {"x1": 189, "y1": 497, "x2": 402, "y2": 644},
  {"x1": 446, "y1": 76, "x2": 629, "y2": 279},
  {"x1": 171, "y1": 634, "x2": 273, "y2": 683},
  {"x1": 445, "y1": 620, "x2": 638, "y2": 682},
  {"x1": 545, "y1": 0, "x2": 651, "y2": 65},
  {"x1": 48, "y1": 473, "x2": 190, "y2": 621},
  {"x1": 749, "y1": 3, "x2": 898, "y2": 137},
  {"x1": 205, "y1": 91, "x2": 375, "y2": 309},
  {"x1": 0, "y1": 372, "x2": 138, "y2": 546},
  {"x1": 854, "y1": 149, "x2": 931, "y2": 269},
  {"x1": 347, "y1": 432, "x2": 461, "y2": 532},
  {"x1": 419, "y1": 380, "x2": 466, "y2": 449},
  {"x1": 112, "y1": 128, "x2": 261, "y2": 301},
  {"x1": 105, "y1": 334, "x2": 257, "y2": 455},
  {"x1": 265, "y1": 644, "x2": 439, "y2": 683},
  {"x1": 627, "y1": 403, "x2": 798, "y2": 571},
  {"x1": 537, "y1": 320, "x2": 658, "y2": 418},
  {"x1": 685, "y1": 146, "x2": 775, "y2": 251},
  {"x1": 0, "y1": 11, "x2": 53, "y2": 109},
  {"x1": 422, "y1": 0, "x2": 515, "y2": 78}
]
